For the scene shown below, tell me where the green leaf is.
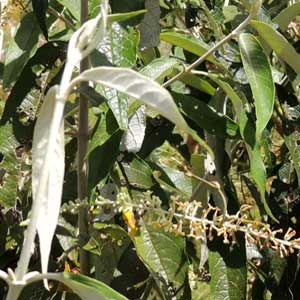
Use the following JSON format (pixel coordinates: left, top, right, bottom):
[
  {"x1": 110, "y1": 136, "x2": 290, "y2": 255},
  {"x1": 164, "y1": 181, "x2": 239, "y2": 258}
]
[
  {"x1": 239, "y1": 112, "x2": 277, "y2": 222},
  {"x1": 284, "y1": 132, "x2": 300, "y2": 188},
  {"x1": 106, "y1": 90, "x2": 129, "y2": 130},
  {"x1": 85, "y1": 224, "x2": 131, "y2": 284},
  {"x1": 152, "y1": 170, "x2": 190, "y2": 198},
  {"x1": 208, "y1": 238, "x2": 247, "y2": 300},
  {"x1": 180, "y1": 74, "x2": 216, "y2": 96},
  {"x1": 251, "y1": 20, "x2": 300, "y2": 74},
  {"x1": 239, "y1": 33, "x2": 275, "y2": 139},
  {"x1": 160, "y1": 32, "x2": 217, "y2": 64},
  {"x1": 110, "y1": 25, "x2": 139, "y2": 68},
  {"x1": 120, "y1": 105, "x2": 146, "y2": 153},
  {"x1": 273, "y1": 3, "x2": 300, "y2": 31},
  {"x1": 56, "y1": 0, "x2": 80, "y2": 20},
  {"x1": 87, "y1": 109, "x2": 119, "y2": 157},
  {"x1": 32, "y1": 0, "x2": 49, "y2": 40},
  {"x1": 3, "y1": 12, "x2": 40, "y2": 87},
  {"x1": 108, "y1": 10, "x2": 146, "y2": 24},
  {"x1": 0, "y1": 124, "x2": 21, "y2": 207},
  {"x1": 110, "y1": 0, "x2": 145, "y2": 27},
  {"x1": 140, "y1": 57, "x2": 180, "y2": 83},
  {"x1": 149, "y1": 141, "x2": 192, "y2": 197},
  {"x1": 134, "y1": 220, "x2": 190, "y2": 299},
  {"x1": 1, "y1": 41, "x2": 66, "y2": 142},
  {"x1": 157, "y1": 165, "x2": 192, "y2": 196},
  {"x1": 121, "y1": 156, "x2": 154, "y2": 189},
  {"x1": 56, "y1": 272, "x2": 129, "y2": 300},
  {"x1": 207, "y1": 74, "x2": 244, "y2": 118},
  {"x1": 98, "y1": 24, "x2": 139, "y2": 129},
  {"x1": 172, "y1": 93, "x2": 239, "y2": 138},
  {"x1": 88, "y1": 131, "x2": 123, "y2": 193}
]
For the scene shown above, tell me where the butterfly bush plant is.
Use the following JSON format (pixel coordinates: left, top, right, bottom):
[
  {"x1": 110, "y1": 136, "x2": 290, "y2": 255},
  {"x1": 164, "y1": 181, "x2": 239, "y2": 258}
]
[{"x1": 2, "y1": 0, "x2": 300, "y2": 299}]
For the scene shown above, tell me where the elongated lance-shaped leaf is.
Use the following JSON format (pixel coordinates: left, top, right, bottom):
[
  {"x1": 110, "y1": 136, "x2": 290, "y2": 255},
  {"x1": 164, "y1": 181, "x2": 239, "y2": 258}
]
[
  {"x1": 251, "y1": 20, "x2": 300, "y2": 74},
  {"x1": 32, "y1": 86, "x2": 65, "y2": 277},
  {"x1": 239, "y1": 33, "x2": 275, "y2": 140},
  {"x1": 273, "y1": 3, "x2": 300, "y2": 31},
  {"x1": 47, "y1": 272, "x2": 129, "y2": 300},
  {"x1": 70, "y1": 67, "x2": 214, "y2": 157}
]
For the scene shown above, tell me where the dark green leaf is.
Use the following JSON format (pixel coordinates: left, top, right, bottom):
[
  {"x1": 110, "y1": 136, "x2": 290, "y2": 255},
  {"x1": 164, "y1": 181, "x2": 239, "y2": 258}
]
[
  {"x1": 208, "y1": 238, "x2": 247, "y2": 300},
  {"x1": 134, "y1": 220, "x2": 190, "y2": 300},
  {"x1": 32, "y1": 0, "x2": 49, "y2": 40},
  {"x1": 85, "y1": 224, "x2": 130, "y2": 284},
  {"x1": 87, "y1": 109, "x2": 119, "y2": 157},
  {"x1": 88, "y1": 131, "x2": 123, "y2": 193},
  {"x1": 121, "y1": 156, "x2": 154, "y2": 189},
  {"x1": 110, "y1": 0, "x2": 145, "y2": 27},
  {"x1": 3, "y1": 12, "x2": 40, "y2": 87},
  {"x1": 1, "y1": 41, "x2": 66, "y2": 142},
  {"x1": 172, "y1": 93, "x2": 239, "y2": 138},
  {"x1": 239, "y1": 112, "x2": 277, "y2": 222}
]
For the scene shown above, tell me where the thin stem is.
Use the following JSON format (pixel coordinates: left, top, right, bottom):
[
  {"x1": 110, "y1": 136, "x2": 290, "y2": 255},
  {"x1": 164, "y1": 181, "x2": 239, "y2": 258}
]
[
  {"x1": 47, "y1": 6, "x2": 76, "y2": 31},
  {"x1": 77, "y1": 0, "x2": 90, "y2": 276},
  {"x1": 162, "y1": 15, "x2": 252, "y2": 88}
]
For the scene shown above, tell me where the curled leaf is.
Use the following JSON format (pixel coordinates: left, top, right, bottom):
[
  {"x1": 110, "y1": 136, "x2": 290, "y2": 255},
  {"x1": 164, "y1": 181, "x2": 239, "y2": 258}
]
[{"x1": 60, "y1": 0, "x2": 108, "y2": 93}]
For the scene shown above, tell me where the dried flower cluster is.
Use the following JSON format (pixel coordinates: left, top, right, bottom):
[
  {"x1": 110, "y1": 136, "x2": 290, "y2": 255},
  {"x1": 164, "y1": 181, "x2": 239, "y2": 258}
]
[{"x1": 93, "y1": 192, "x2": 300, "y2": 258}]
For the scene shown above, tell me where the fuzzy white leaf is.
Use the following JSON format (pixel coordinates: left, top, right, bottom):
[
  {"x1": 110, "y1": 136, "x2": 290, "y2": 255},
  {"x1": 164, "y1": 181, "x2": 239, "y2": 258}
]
[
  {"x1": 60, "y1": 0, "x2": 108, "y2": 93},
  {"x1": 120, "y1": 105, "x2": 146, "y2": 153},
  {"x1": 72, "y1": 67, "x2": 190, "y2": 132},
  {"x1": 32, "y1": 86, "x2": 65, "y2": 276}
]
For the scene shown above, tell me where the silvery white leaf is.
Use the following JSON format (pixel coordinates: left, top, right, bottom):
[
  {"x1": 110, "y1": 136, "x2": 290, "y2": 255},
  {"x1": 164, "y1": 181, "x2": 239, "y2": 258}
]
[
  {"x1": 68, "y1": 1, "x2": 108, "y2": 64},
  {"x1": 71, "y1": 67, "x2": 190, "y2": 132},
  {"x1": 120, "y1": 105, "x2": 146, "y2": 153},
  {"x1": 32, "y1": 86, "x2": 65, "y2": 275},
  {"x1": 60, "y1": 0, "x2": 108, "y2": 93}
]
